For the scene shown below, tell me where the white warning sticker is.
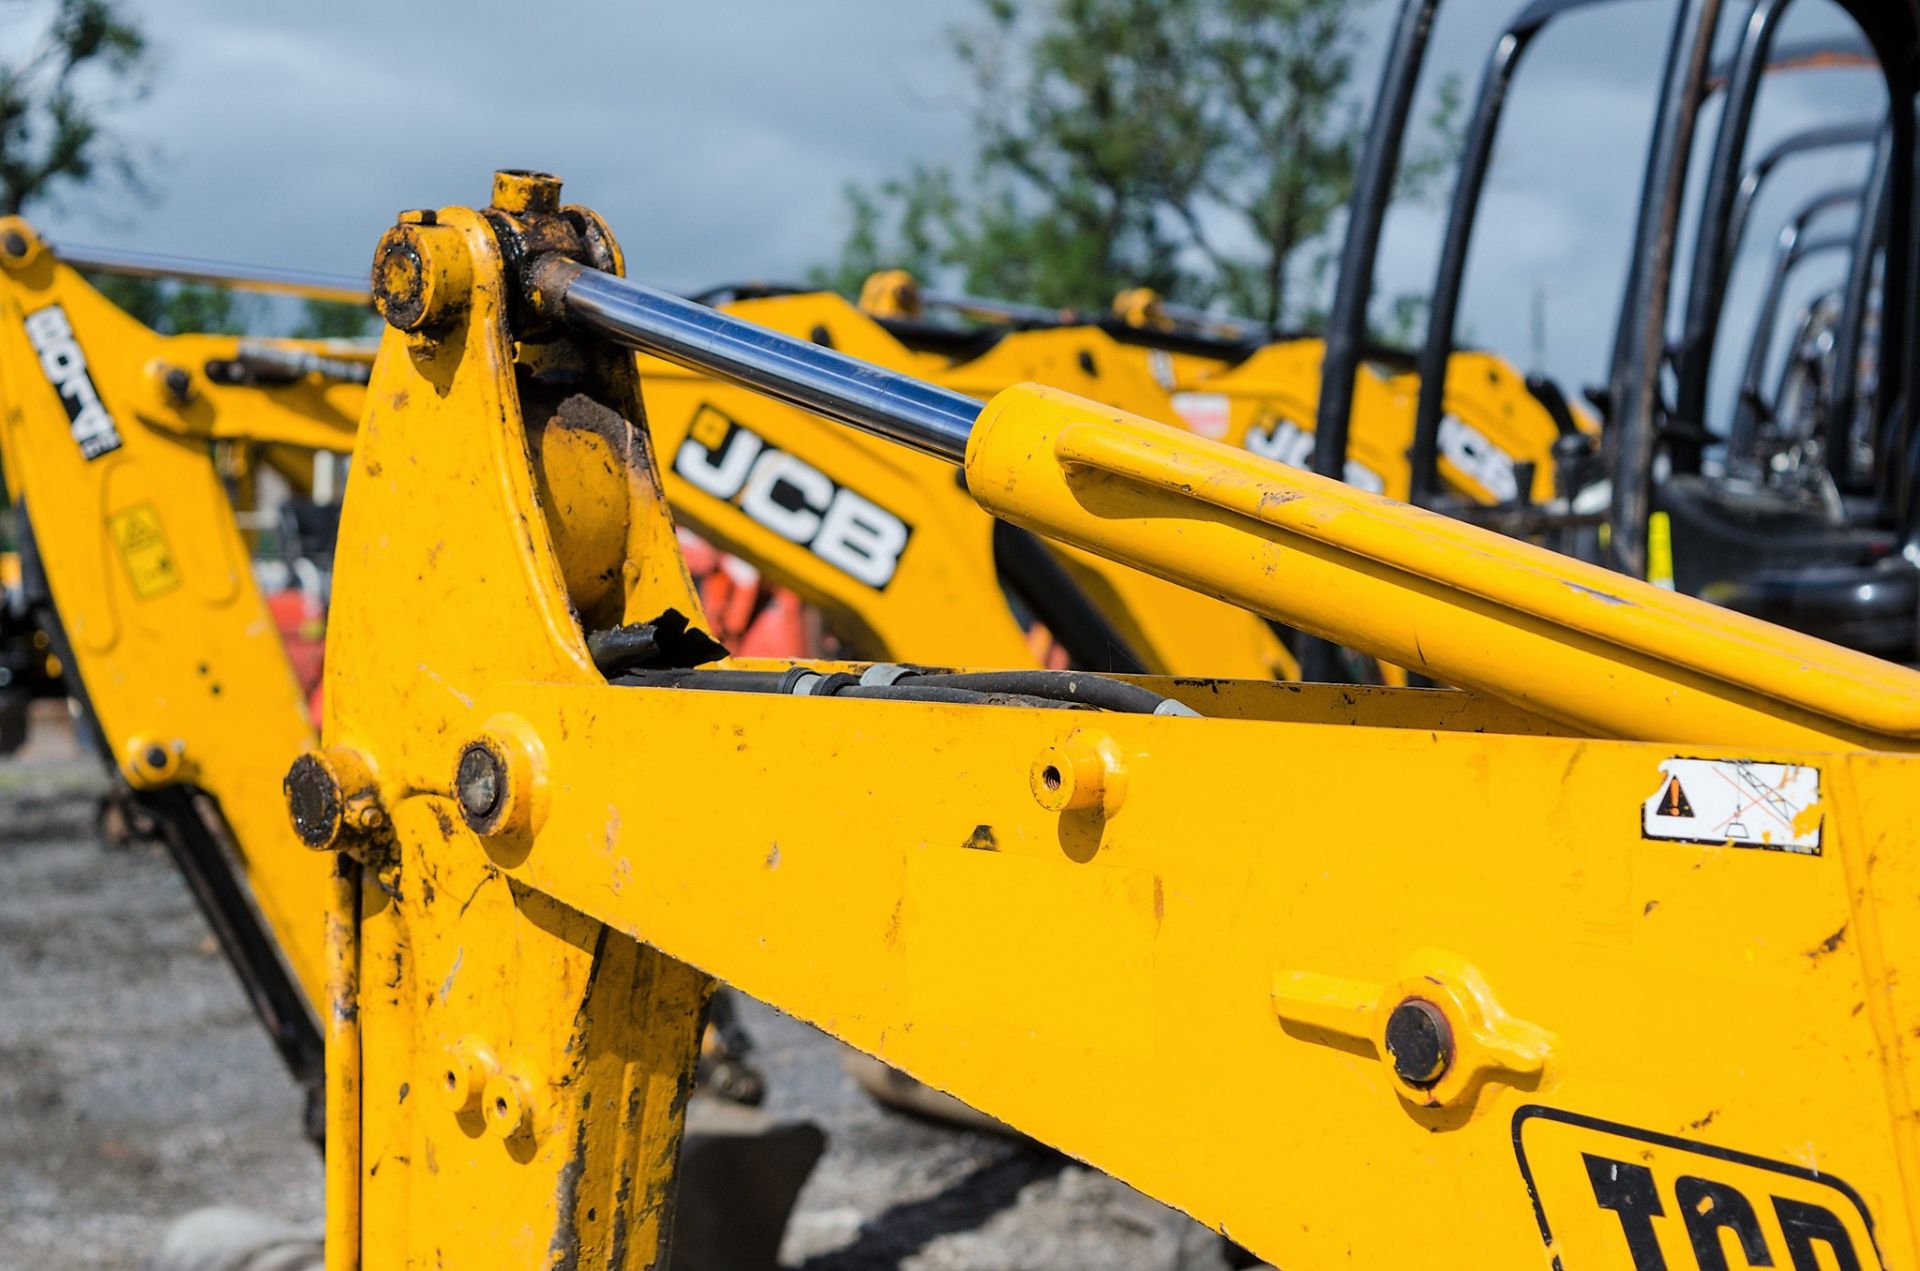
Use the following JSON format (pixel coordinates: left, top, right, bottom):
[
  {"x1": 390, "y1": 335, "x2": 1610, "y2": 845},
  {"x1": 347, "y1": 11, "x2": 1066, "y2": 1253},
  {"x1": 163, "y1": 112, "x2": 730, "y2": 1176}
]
[
  {"x1": 1170, "y1": 392, "x2": 1230, "y2": 439},
  {"x1": 1641, "y1": 758, "x2": 1823, "y2": 854}
]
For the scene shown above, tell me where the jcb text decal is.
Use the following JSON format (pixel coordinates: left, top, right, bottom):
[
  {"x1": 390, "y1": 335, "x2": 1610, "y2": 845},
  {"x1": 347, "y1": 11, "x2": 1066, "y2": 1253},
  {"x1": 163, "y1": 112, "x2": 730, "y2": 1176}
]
[
  {"x1": 1243, "y1": 413, "x2": 1386, "y2": 495},
  {"x1": 1515, "y1": 1106, "x2": 1880, "y2": 1270},
  {"x1": 25, "y1": 305, "x2": 121, "y2": 460},
  {"x1": 1438, "y1": 414, "x2": 1518, "y2": 503},
  {"x1": 673, "y1": 404, "x2": 912, "y2": 590}
]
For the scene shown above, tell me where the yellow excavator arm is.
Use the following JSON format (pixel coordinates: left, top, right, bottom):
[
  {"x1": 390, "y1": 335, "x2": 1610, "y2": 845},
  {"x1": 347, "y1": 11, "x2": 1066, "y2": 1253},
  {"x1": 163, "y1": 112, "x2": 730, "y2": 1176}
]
[
  {"x1": 297, "y1": 173, "x2": 1920, "y2": 1270},
  {"x1": 0, "y1": 219, "x2": 362, "y2": 1122}
]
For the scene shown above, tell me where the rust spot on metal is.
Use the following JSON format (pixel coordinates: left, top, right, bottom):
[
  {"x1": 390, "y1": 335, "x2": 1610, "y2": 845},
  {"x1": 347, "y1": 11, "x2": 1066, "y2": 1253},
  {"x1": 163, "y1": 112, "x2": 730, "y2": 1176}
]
[
  {"x1": 1643, "y1": 900, "x2": 1659, "y2": 917},
  {"x1": 1688, "y1": 1109, "x2": 1718, "y2": 1131},
  {"x1": 962, "y1": 825, "x2": 998, "y2": 851},
  {"x1": 1806, "y1": 922, "x2": 1848, "y2": 963},
  {"x1": 765, "y1": 843, "x2": 781, "y2": 869}
]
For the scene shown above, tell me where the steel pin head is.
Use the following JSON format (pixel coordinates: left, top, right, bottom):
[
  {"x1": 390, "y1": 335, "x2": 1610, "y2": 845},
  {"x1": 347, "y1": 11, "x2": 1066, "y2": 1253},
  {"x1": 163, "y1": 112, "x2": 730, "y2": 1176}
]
[
  {"x1": 1383, "y1": 998, "x2": 1453, "y2": 1088},
  {"x1": 455, "y1": 743, "x2": 504, "y2": 827}
]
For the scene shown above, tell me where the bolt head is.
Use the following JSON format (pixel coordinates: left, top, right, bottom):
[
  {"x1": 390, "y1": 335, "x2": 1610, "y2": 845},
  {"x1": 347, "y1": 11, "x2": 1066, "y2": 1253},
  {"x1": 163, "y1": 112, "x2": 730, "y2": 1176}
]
[
  {"x1": 490, "y1": 169, "x2": 563, "y2": 216},
  {"x1": 284, "y1": 752, "x2": 343, "y2": 851},
  {"x1": 482, "y1": 1072, "x2": 533, "y2": 1140},
  {"x1": 371, "y1": 229, "x2": 429, "y2": 331},
  {"x1": 438, "y1": 1044, "x2": 485, "y2": 1114},
  {"x1": 1383, "y1": 998, "x2": 1453, "y2": 1088},
  {"x1": 455, "y1": 743, "x2": 504, "y2": 828}
]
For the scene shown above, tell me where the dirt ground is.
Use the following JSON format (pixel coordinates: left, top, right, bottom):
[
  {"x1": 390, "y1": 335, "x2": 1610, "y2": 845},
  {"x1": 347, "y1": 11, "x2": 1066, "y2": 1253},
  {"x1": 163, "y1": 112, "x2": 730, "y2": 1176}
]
[{"x1": 0, "y1": 712, "x2": 1229, "y2": 1270}]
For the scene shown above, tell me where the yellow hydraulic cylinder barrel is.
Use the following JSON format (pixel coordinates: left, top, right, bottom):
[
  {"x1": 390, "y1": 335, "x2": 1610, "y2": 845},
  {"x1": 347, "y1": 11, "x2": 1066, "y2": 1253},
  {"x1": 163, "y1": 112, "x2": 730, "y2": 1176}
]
[{"x1": 965, "y1": 384, "x2": 1920, "y2": 752}]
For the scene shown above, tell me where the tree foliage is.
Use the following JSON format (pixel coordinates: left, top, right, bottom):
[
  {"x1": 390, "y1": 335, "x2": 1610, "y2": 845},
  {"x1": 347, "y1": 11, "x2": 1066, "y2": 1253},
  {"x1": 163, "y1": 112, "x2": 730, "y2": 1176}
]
[
  {"x1": 818, "y1": 0, "x2": 1457, "y2": 329},
  {"x1": 0, "y1": 0, "x2": 148, "y2": 216},
  {"x1": 292, "y1": 298, "x2": 376, "y2": 340},
  {"x1": 86, "y1": 274, "x2": 251, "y2": 335}
]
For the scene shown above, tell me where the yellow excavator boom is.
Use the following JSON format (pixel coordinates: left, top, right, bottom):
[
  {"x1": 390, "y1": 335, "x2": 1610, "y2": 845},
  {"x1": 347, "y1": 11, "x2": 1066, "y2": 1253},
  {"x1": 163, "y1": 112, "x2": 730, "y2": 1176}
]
[{"x1": 298, "y1": 173, "x2": 1920, "y2": 1270}]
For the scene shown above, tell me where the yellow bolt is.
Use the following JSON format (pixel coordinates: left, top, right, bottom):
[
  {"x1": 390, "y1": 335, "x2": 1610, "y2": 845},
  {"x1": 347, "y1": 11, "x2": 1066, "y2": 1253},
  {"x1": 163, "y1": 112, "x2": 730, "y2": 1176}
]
[
  {"x1": 125, "y1": 737, "x2": 181, "y2": 789},
  {"x1": 1030, "y1": 732, "x2": 1126, "y2": 815},
  {"x1": 283, "y1": 746, "x2": 382, "y2": 852},
  {"x1": 144, "y1": 359, "x2": 195, "y2": 411},
  {"x1": 858, "y1": 268, "x2": 921, "y2": 319},
  {"x1": 370, "y1": 220, "x2": 471, "y2": 334},
  {"x1": 452, "y1": 716, "x2": 548, "y2": 840},
  {"x1": 0, "y1": 217, "x2": 41, "y2": 268},
  {"x1": 490, "y1": 169, "x2": 563, "y2": 216},
  {"x1": 438, "y1": 1036, "x2": 496, "y2": 1115},
  {"x1": 482, "y1": 1070, "x2": 537, "y2": 1141}
]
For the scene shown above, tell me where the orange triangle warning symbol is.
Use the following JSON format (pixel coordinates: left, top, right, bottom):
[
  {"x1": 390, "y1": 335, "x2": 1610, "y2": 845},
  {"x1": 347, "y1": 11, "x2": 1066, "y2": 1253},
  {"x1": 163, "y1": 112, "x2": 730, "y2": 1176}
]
[{"x1": 1660, "y1": 777, "x2": 1694, "y2": 818}]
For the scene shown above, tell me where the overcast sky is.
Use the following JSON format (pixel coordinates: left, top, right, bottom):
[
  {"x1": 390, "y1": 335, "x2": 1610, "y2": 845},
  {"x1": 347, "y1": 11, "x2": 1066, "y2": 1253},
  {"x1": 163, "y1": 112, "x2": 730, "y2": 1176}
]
[{"x1": 29, "y1": 0, "x2": 1888, "y2": 419}]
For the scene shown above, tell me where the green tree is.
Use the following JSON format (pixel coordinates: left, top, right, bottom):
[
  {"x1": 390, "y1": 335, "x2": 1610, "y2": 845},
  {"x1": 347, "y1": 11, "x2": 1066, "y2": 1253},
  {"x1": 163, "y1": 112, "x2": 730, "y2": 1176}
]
[
  {"x1": 292, "y1": 297, "x2": 376, "y2": 340},
  {"x1": 819, "y1": 0, "x2": 1456, "y2": 329},
  {"x1": 0, "y1": 0, "x2": 148, "y2": 215},
  {"x1": 85, "y1": 274, "x2": 253, "y2": 334}
]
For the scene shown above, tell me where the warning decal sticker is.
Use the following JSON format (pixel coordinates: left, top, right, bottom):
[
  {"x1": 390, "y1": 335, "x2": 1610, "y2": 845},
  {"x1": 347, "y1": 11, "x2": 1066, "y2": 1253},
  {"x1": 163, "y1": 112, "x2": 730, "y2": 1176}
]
[
  {"x1": 108, "y1": 504, "x2": 183, "y2": 601},
  {"x1": 1641, "y1": 757, "x2": 1822, "y2": 854},
  {"x1": 1169, "y1": 392, "x2": 1230, "y2": 439}
]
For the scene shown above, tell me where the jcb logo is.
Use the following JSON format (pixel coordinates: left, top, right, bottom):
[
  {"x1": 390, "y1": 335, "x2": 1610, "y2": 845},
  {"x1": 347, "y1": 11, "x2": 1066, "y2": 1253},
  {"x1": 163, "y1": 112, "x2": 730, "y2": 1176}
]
[
  {"x1": 1516, "y1": 1107, "x2": 1881, "y2": 1270},
  {"x1": 25, "y1": 304, "x2": 121, "y2": 460},
  {"x1": 1243, "y1": 412, "x2": 1385, "y2": 495},
  {"x1": 672, "y1": 403, "x2": 912, "y2": 590},
  {"x1": 1437, "y1": 414, "x2": 1518, "y2": 503}
]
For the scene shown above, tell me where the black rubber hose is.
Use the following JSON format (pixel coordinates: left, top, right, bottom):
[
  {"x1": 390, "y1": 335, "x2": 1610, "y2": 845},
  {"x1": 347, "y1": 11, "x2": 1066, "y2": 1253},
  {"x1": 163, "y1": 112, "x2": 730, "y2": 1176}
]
[
  {"x1": 610, "y1": 669, "x2": 790, "y2": 692},
  {"x1": 836, "y1": 684, "x2": 1079, "y2": 709},
  {"x1": 904, "y1": 670, "x2": 1176, "y2": 714}
]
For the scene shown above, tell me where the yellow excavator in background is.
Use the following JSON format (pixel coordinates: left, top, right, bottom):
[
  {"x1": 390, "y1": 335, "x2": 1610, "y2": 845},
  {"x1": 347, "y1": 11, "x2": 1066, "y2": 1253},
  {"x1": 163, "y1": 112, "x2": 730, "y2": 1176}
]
[
  {"x1": 0, "y1": 222, "x2": 360, "y2": 1133},
  {"x1": 635, "y1": 288, "x2": 1296, "y2": 678},
  {"x1": 855, "y1": 268, "x2": 1597, "y2": 510}
]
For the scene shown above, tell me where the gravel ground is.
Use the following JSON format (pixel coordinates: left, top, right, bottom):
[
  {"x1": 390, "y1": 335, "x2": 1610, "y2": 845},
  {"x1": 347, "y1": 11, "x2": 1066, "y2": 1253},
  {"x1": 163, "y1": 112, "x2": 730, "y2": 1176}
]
[{"x1": 0, "y1": 712, "x2": 1229, "y2": 1270}]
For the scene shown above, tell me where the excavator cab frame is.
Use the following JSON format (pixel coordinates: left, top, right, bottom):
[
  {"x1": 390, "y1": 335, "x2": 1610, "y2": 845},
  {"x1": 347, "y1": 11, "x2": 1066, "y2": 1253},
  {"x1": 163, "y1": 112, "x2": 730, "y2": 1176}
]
[{"x1": 1609, "y1": 0, "x2": 1919, "y2": 578}]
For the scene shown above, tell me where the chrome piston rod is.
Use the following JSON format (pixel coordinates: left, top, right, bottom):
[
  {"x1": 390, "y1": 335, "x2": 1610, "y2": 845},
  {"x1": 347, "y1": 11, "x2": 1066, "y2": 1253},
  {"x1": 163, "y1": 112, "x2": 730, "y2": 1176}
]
[
  {"x1": 50, "y1": 242, "x2": 372, "y2": 306},
  {"x1": 534, "y1": 256, "x2": 981, "y2": 462}
]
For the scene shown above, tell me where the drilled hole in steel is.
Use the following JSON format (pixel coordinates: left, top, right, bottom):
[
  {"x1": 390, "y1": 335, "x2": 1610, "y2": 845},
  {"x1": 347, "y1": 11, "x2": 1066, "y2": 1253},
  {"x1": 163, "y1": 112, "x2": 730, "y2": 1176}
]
[
  {"x1": 146, "y1": 745, "x2": 168, "y2": 769},
  {"x1": 1041, "y1": 766, "x2": 1062, "y2": 792},
  {"x1": 444, "y1": 1070, "x2": 457, "y2": 1092},
  {"x1": 494, "y1": 1097, "x2": 509, "y2": 1118}
]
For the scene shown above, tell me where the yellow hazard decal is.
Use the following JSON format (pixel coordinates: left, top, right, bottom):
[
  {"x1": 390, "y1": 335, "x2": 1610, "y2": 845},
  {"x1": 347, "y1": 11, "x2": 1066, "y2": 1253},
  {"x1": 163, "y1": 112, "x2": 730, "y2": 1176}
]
[
  {"x1": 108, "y1": 504, "x2": 183, "y2": 600},
  {"x1": 1515, "y1": 1106, "x2": 1882, "y2": 1269}
]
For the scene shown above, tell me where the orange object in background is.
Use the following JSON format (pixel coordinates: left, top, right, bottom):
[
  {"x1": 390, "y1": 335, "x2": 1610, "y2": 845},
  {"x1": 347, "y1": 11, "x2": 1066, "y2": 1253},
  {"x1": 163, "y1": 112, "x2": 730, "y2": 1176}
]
[
  {"x1": 264, "y1": 531, "x2": 809, "y2": 735},
  {"x1": 265, "y1": 588, "x2": 326, "y2": 723},
  {"x1": 678, "y1": 528, "x2": 811, "y2": 658}
]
